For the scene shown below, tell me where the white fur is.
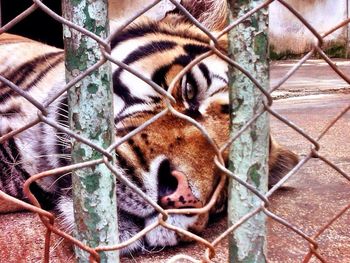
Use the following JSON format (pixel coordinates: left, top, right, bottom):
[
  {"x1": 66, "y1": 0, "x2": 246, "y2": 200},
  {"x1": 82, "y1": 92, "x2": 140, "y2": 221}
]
[
  {"x1": 141, "y1": 155, "x2": 167, "y2": 201},
  {"x1": 145, "y1": 214, "x2": 198, "y2": 247},
  {"x1": 57, "y1": 195, "x2": 144, "y2": 255}
]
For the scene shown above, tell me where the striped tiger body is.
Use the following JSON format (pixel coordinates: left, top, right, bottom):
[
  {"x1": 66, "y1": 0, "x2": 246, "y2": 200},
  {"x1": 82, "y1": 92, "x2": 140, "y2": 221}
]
[
  {"x1": 0, "y1": 1, "x2": 298, "y2": 255},
  {"x1": 0, "y1": 35, "x2": 66, "y2": 204}
]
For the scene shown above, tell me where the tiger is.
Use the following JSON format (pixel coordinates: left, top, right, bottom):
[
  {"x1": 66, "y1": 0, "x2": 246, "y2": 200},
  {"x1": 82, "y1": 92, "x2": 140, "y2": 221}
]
[{"x1": 0, "y1": 0, "x2": 298, "y2": 255}]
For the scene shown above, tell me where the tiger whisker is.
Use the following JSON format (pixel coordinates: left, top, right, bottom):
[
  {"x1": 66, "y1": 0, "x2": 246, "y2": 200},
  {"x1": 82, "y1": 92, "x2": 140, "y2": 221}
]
[
  {"x1": 48, "y1": 171, "x2": 71, "y2": 191},
  {"x1": 48, "y1": 237, "x2": 66, "y2": 258},
  {"x1": 2, "y1": 154, "x2": 71, "y2": 168}
]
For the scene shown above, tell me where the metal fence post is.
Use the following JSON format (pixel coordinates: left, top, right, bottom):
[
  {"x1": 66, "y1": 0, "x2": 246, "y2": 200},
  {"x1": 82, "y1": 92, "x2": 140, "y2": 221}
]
[
  {"x1": 227, "y1": 0, "x2": 269, "y2": 262},
  {"x1": 62, "y1": 0, "x2": 119, "y2": 262}
]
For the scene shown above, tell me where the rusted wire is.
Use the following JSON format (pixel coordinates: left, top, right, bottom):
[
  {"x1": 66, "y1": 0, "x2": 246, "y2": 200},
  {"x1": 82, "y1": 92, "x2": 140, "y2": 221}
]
[
  {"x1": 0, "y1": 0, "x2": 349, "y2": 262},
  {"x1": 0, "y1": 75, "x2": 48, "y2": 115},
  {"x1": 302, "y1": 203, "x2": 350, "y2": 262},
  {"x1": 0, "y1": 3, "x2": 38, "y2": 33}
]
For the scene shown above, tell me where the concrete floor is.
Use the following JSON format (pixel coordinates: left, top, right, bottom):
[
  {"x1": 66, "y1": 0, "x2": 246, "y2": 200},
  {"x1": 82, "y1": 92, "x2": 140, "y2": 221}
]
[
  {"x1": 270, "y1": 59, "x2": 350, "y2": 98},
  {"x1": 0, "y1": 60, "x2": 349, "y2": 262}
]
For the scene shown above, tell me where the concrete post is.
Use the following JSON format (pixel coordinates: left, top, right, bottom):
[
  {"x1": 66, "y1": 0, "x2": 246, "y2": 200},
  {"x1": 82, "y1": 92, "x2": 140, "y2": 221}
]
[
  {"x1": 62, "y1": 0, "x2": 119, "y2": 262},
  {"x1": 227, "y1": 0, "x2": 269, "y2": 262}
]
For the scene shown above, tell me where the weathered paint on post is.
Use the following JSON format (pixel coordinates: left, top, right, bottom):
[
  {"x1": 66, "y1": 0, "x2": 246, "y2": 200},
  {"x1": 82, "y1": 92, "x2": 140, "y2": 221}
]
[
  {"x1": 227, "y1": 0, "x2": 269, "y2": 262},
  {"x1": 62, "y1": 0, "x2": 119, "y2": 262}
]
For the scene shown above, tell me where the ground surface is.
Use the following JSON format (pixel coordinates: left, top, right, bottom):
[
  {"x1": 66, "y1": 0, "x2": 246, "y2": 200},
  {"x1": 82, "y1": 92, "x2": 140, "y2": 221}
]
[{"x1": 0, "y1": 60, "x2": 349, "y2": 262}]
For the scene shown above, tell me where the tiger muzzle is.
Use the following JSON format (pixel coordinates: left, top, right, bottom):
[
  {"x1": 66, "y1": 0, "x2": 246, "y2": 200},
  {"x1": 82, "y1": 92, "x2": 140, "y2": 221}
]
[{"x1": 158, "y1": 170, "x2": 203, "y2": 209}]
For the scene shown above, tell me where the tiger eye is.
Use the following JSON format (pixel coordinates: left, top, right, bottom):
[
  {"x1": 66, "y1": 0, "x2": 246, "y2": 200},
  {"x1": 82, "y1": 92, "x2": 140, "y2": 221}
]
[{"x1": 186, "y1": 82, "x2": 196, "y2": 100}]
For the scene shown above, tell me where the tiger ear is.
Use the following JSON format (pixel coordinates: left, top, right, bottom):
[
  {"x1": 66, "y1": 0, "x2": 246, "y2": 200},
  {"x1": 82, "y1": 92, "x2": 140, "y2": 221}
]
[
  {"x1": 108, "y1": 0, "x2": 180, "y2": 28},
  {"x1": 268, "y1": 136, "x2": 299, "y2": 188},
  {"x1": 180, "y1": 0, "x2": 228, "y2": 31}
]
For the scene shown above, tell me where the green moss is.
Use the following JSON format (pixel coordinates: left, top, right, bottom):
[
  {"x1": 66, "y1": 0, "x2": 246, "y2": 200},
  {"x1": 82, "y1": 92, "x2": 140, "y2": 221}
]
[
  {"x1": 250, "y1": 130, "x2": 257, "y2": 142},
  {"x1": 84, "y1": 173, "x2": 100, "y2": 193},
  {"x1": 255, "y1": 32, "x2": 268, "y2": 60},
  {"x1": 269, "y1": 45, "x2": 302, "y2": 60},
  {"x1": 87, "y1": 83, "x2": 98, "y2": 94},
  {"x1": 229, "y1": 241, "x2": 239, "y2": 262},
  {"x1": 270, "y1": 42, "x2": 347, "y2": 60},
  {"x1": 72, "y1": 113, "x2": 82, "y2": 130},
  {"x1": 236, "y1": 0, "x2": 250, "y2": 5},
  {"x1": 83, "y1": 4, "x2": 96, "y2": 33},
  {"x1": 95, "y1": 26, "x2": 106, "y2": 36},
  {"x1": 70, "y1": 0, "x2": 81, "y2": 6},
  {"x1": 91, "y1": 149, "x2": 102, "y2": 160},
  {"x1": 251, "y1": 16, "x2": 258, "y2": 29},
  {"x1": 101, "y1": 73, "x2": 111, "y2": 88},
  {"x1": 84, "y1": 201, "x2": 102, "y2": 245},
  {"x1": 324, "y1": 42, "x2": 347, "y2": 58},
  {"x1": 248, "y1": 163, "x2": 261, "y2": 187},
  {"x1": 72, "y1": 147, "x2": 86, "y2": 162},
  {"x1": 65, "y1": 41, "x2": 88, "y2": 71}
]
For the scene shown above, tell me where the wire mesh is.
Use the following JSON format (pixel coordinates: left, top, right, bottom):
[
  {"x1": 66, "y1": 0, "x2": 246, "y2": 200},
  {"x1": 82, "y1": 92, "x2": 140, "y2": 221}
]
[{"x1": 0, "y1": 0, "x2": 349, "y2": 262}]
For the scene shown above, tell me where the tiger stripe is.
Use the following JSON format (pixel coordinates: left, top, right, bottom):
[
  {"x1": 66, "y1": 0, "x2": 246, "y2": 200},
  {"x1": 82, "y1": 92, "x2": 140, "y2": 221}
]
[{"x1": 0, "y1": 51, "x2": 63, "y2": 103}]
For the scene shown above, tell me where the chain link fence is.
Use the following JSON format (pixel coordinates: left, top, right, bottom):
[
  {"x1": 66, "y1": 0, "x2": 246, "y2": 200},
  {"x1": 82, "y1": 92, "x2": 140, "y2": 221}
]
[{"x1": 0, "y1": 0, "x2": 349, "y2": 262}]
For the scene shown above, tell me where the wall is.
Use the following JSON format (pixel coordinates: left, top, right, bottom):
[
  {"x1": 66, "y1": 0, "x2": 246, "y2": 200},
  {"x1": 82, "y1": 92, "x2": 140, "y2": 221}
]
[
  {"x1": 269, "y1": 0, "x2": 349, "y2": 58},
  {"x1": 111, "y1": 0, "x2": 349, "y2": 58},
  {"x1": 2, "y1": 0, "x2": 347, "y2": 57}
]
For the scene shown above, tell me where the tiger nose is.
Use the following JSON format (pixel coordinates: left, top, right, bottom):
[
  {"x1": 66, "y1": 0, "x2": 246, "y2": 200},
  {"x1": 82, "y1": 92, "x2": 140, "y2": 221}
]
[{"x1": 159, "y1": 170, "x2": 203, "y2": 209}]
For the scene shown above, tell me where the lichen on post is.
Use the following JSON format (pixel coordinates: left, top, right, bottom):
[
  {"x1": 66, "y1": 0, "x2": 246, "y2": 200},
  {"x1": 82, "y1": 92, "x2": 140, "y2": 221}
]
[
  {"x1": 227, "y1": 0, "x2": 269, "y2": 262},
  {"x1": 62, "y1": 0, "x2": 119, "y2": 262}
]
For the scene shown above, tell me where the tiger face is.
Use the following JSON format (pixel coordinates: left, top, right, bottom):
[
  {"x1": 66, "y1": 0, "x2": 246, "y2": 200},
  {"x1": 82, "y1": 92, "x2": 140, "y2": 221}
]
[
  {"x1": 55, "y1": 20, "x2": 232, "y2": 252},
  {"x1": 111, "y1": 47, "x2": 230, "y2": 248}
]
